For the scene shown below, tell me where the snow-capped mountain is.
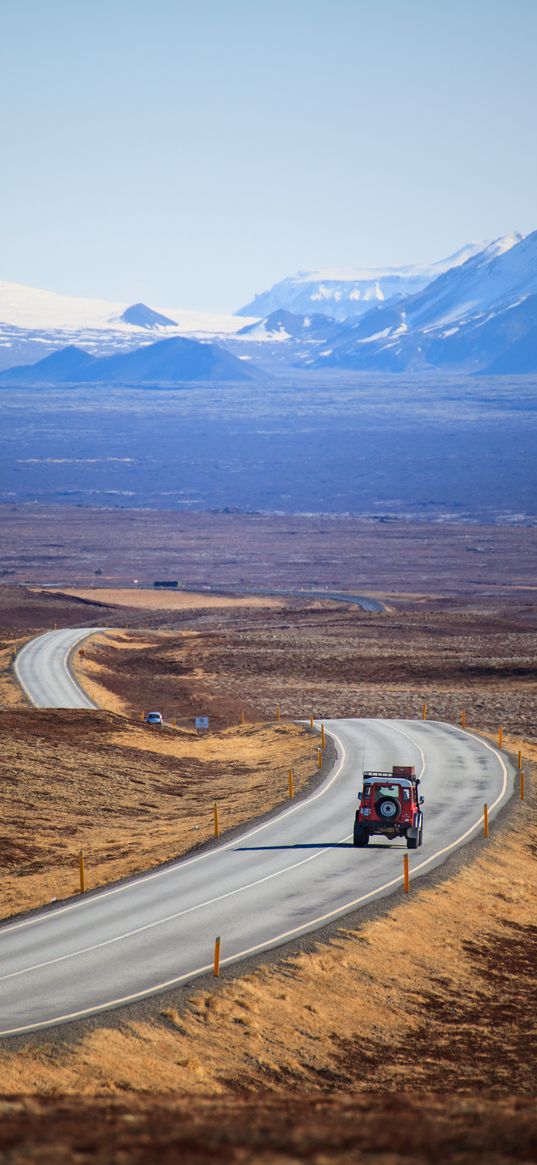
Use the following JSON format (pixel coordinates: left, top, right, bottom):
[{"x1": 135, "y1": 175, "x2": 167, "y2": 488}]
[
  {"x1": 237, "y1": 243, "x2": 491, "y2": 321},
  {"x1": 0, "y1": 279, "x2": 251, "y2": 334},
  {"x1": 1, "y1": 231, "x2": 534, "y2": 378},
  {"x1": 378, "y1": 232, "x2": 525, "y2": 334},
  {"x1": 0, "y1": 279, "x2": 257, "y2": 371},
  {"x1": 302, "y1": 231, "x2": 537, "y2": 373}
]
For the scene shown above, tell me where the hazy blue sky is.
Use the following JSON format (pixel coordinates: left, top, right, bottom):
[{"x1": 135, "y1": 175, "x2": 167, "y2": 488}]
[{"x1": 0, "y1": 0, "x2": 535, "y2": 312}]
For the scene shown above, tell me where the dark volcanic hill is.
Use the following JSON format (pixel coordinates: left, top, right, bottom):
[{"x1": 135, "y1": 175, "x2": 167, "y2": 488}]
[
  {"x1": 238, "y1": 309, "x2": 336, "y2": 341},
  {"x1": 118, "y1": 303, "x2": 178, "y2": 328},
  {"x1": 81, "y1": 336, "x2": 255, "y2": 383},
  {"x1": 0, "y1": 344, "x2": 96, "y2": 383},
  {"x1": 0, "y1": 336, "x2": 256, "y2": 386}
]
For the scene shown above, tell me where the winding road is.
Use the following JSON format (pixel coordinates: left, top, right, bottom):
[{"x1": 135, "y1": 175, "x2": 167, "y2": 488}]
[
  {"x1": 1, "y1": 627, "x2": 514, "y2": 1037},
  {"x1": 14, "y1": 627, "x2": 102, "y2": 709}
]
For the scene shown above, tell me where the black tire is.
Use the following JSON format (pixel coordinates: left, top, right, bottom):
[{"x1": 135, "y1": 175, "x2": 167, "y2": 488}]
[
  {"x1": 407, "y1": 835, "x2": 418, "y2": 849},
  {"x1": 353, "y1": 819, "x2": 370, "y2": 847},
  {"x1": 376, "y1": 796, "x2": 401, "y2": 821},
  {"x1": 418, "y1": 825, "x2": 424, "y2": 847}
]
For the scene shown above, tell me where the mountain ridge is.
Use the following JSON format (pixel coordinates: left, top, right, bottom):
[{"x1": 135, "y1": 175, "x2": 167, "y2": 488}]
[
  {"x1": 0, "y1": 336, "x2": 256, "y2": 386},
  {"x1": 294, "y1": 231, "x2": 537, "y2": 374},
  {"x1": 236, "y1": 240, "x2": 515, "y2": 321}
]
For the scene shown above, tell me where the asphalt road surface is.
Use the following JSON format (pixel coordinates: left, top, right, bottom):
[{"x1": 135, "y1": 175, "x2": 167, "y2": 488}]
[
  {"x1": 3, "y1": 626, "x2": 514, "y2": 1036},
  {"x1": 14, "y1": 627, "x2": 102, "y2": 708},
  {"x1": 207, "y1": 587, "x2": 384, "y2": 612}
]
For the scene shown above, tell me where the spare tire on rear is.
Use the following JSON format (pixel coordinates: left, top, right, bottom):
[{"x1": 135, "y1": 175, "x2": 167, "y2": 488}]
[{"x1": 376, "y1": 796, "x2": 401, "y2": 821}]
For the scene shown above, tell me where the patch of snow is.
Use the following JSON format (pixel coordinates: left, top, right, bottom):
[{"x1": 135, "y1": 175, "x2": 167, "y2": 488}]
[
  {"x1": 311, "y1": 285, "x2": 333, "y2": 301},
  {"x1": 392, "y1": 317, "x2": 408, "y2": 337},
  {"x1": 363, "y1": 282, "x2": 385, "y2": 302},
  {"x1": 234, "y1": 320, "x2": 290, "y2": 342},
  {"x1": 358, "y1": 326, "x2": 393, "y2": 343}
]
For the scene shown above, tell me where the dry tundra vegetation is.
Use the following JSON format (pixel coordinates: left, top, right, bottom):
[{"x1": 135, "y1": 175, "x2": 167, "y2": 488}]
[{"x1": 0, "y1": 537, "x2": 536, "y2": 1162}]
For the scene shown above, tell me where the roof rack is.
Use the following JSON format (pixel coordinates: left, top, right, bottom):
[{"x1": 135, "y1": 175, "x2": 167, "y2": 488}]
[{"x1": 363, "y1": 771, "x2": 394, "y2": 779}]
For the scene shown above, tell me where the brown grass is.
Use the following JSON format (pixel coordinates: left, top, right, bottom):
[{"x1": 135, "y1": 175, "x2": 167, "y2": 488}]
[
  {"x1": 73, "y1": 631, "x2": 142, "y2": 714},
  {"x1": 3, "y1": 506, "x2": 537, "y2": 597},
  {"x1": 0, "y1": 1093, "x2": 534, "y2": 1164},
  {"x1": 66, "y1": 587, "x2": 284, "y2": 610},
  {"x1": 0, "y1": 583, "x2": 535, "y2": 1159},
  {"x1": 71, "y1": 603, "x2": 537, "y2": 738},
  {"x1": 0, "y1": 711, "x2": 317, "y2": 922},
  {"x1": 0, "y1": 738, "x2": 534, "y2": 1098},
  {"x1": 0, "y1": 636, "x2": 25, "y2": 707}
]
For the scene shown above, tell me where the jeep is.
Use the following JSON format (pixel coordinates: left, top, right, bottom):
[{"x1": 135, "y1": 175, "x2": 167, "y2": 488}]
[{"x1": 353, "y1": 765, "x2": 424, "y2": 849}]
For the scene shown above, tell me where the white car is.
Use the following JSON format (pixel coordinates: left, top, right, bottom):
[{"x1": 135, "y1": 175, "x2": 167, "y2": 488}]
[{"x1": 145, "y1": 711, "x2": 163, "y2": 727}]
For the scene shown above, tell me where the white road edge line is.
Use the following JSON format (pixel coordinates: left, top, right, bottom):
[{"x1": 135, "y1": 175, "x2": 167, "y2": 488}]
[
  {"x1": 1, "y1": 725, "x2": 427, "y2": 982},
  {"x1": 0, "y1": 835, "x2": 352, "y2": 985},
  {"x1": 0, "y1": 717, "x2": 347, "y2": 937},
  {"x1": 0, "y1": 722, "x2": 510, "y2": 1037},
  {"x1": 63, "y1": 641, "x2": 98, "y2": 709}
]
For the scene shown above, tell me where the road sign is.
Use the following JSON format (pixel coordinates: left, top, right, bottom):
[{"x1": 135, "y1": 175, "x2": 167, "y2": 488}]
[{"x1": 195, "y1": 716, "x2": 209, "y2": 732}]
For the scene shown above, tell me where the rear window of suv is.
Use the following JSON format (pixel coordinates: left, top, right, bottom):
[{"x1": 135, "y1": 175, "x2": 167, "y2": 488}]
[{"x1": 375, "y1": 784, "x2": 411, "y2": 801}]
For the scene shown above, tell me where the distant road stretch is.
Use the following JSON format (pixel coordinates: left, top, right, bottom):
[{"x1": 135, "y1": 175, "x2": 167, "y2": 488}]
[
  {"x1": 205, "y1": 587, "x2": 384, "y2": 612},
  {"x1": 14, "y1": 627, "x2": 103, "y2": 708}
]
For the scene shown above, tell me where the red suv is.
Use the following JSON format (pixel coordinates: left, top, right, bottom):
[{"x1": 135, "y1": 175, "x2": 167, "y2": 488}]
[{"x1": 353, "y1": 765, "x2": 424, "y2": 849}]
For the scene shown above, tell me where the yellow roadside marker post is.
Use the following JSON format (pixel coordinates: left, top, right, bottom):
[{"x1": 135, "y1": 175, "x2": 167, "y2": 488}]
[
  {"x1": 309, "y1": 716, "x2": 314, "y2": 729},
  {"x1": 520, "y1": 770, "x2": 525, "y2": 801},
  {"x1": 240, "y1": 710, "x2": 245, "y2": 725},
  {"x1": 213, "y1": 804, "x2": 219, "y2": 839},
  {"x1": 321, "y1": 723, "x2": 326, "y2": 750},
  {"x1": 79, "y1": 850, "x2": 86, "y2": 894},
  {"x1": 403, "y1": 854, "x2": 410, "y2": 893},
  {"x1": 460, "y1": 710, "x2": 467, "y2": 728},
  {"x1": 498, "y1": 727, "x2": 503, "y2": 750},
  {"x1": 317, "y1": 748, "x2": 323, "y2": 770},
  {"x1": 422, "y1": 703, "x2": 427, "y2": 721},
  {"x1": 483, "y1": 803, "x2": 489, "y2": 838},
  {"x1": 288, "y1": 770, "x2": 294, "y2": 799},
  {"x1": 213, "y1": 936, "x2": 221, "y2": 977},
  {"x1": 517, "y1": 749, "x2": 522, "y2": 770}
]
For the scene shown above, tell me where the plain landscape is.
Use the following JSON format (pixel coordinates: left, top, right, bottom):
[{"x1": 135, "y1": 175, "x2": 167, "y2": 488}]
[
  {"x1": 1, "y1": 329, "x2": 536, "y2": 1164},
  {"x1": 3, "y1": 2, "x2": 537, "y2": 1159},
  {"x1": 1, "y1": 375, "x2": 536, "y2": 521},
  {"x1": 0, "y1": 570, "x2": 535, "y2": 1162},
  {"x1": 0, "y1": 80, "x2": 536, "y2": 1165}
]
